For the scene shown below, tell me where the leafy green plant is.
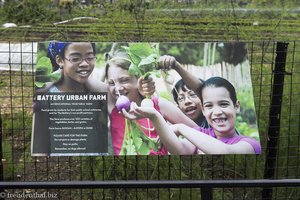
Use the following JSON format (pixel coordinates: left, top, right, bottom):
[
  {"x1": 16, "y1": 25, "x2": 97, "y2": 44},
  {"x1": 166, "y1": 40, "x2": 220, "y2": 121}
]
[
  {"x1": 237, "y1": 89, "x2": 257, "y2": 124},
  {"x1": 122, "y1": 43, "x2": 160, "y2": 79},
  {"x1": 1, "y1": 0, "x2": 56, "y2": 24},
  {"x1": 119, "y1": 119, "x2": 161, "y2": 155},
  {"x1": 236, "y1": 89, "x2": 260, "y2": 139},
  {"x1": 35, "y1": 56, "x2": 61, "y2": 88},
  {"x1": 117, "y1": 43, "x2": 165, "y2": 155},
  {"x1": 236, "y1": 116, "x2": 259, "y2": 140}
]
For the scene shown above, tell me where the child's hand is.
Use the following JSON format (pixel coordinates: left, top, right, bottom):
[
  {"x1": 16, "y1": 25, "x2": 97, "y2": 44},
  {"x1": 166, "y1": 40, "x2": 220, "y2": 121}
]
[
  {"x1": 137, "y1": 76, "x2": 156, "y2": 97},
  {"x1": 158, "y1": 55, "x2": 180, "y2": 71},
  {"x1": 121, "y1": 102, "x2": 157, "y2": 120}
]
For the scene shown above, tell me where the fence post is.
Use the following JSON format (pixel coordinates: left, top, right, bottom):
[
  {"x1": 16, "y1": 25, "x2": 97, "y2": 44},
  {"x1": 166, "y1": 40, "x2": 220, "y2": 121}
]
[
  {"x1": 262, "y1": 42, "x2": 289, "y2": 200},
  {"x1": 0, "y1": 109, "x2": 4, "y2": 199},
  {"x1": 201, "y1": 187, "x2": 213, "y2": 200}
]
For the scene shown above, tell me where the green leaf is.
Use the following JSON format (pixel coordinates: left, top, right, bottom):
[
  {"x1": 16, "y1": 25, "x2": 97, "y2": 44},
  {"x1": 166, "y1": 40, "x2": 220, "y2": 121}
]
[
  {"x1": 121, "y1": 119, "x2": 160, "y2": 155},
  {"x1": 36, "y1": 56, "x2": 52, "y2": 74},
  {"x1": 128, "y1": 63, "x2": 140, "y2": 77},
  {"x1": 126, "y1": 139, "x2": 137, "y2": 155},
  {"x1": 133, "y1": 134, "x2": 143, "y2": 149},
  {"x1": 138, "y1": 54, "x2": 157, "y2": 68},
  {"x1": 129, "y1": 43, "x2": 152, "y2": 59},
  {"x1": 152, "y1": 70, "x2": 161, "y2": 78},
  {"x1": 138, "y1": 143, "x2": 150, "y2": 155},
  {"x1": 119, "y1": 145, "x2": 127, "y2": 155},
  {"x1": 35, "y1": 56, "x2": 57, "y2": 87},
  {"x1": 123, "y1": 43, "x2": 160, "y2": 78},
  {"x1": 148, "y1": 140, "x2": 158, "y2": 151},
  {"x1": 128, "y1": 52, "x2": 141, "y2": 65},
  {"x1": 35, "y1": 81, "x2": 46, "y2": 88}
]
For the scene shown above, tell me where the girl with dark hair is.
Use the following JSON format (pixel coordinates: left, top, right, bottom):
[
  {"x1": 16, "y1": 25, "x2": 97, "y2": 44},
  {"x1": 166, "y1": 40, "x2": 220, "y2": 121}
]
[
  {"x1": 124, "y1": 76, "x2": 261, "y2": 154},
  {"x1": 33, "y1": 42, "x2": 100, "y2": 156},
  {"x1": 172, "y1": 79, "x2": 209, "y2": 128},
  {"x1": 123, "y1": 53, "x2": 260, "y2": 154},
  {"x1": 180, "y1": 76, "x2": 261, "y2": 154},
  {"x1": 44, "y1": 42, "x2": 97, "y2": 93}
]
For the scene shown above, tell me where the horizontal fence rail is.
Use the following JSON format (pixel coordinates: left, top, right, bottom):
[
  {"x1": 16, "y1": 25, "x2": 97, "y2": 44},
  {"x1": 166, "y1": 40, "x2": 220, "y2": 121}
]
[{"x1": 1, "y1": 179, "x2": 300, "y2": 189}]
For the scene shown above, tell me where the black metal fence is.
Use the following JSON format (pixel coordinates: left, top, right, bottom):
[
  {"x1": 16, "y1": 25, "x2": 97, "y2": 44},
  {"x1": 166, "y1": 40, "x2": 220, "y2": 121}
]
[{"x1": 0, "y1": 41, "x2": 299, "y2": 199}]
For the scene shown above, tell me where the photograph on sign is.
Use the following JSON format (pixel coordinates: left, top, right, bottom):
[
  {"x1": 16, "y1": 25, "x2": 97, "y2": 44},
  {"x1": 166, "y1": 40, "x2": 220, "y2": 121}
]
[{"x1": 31, "y1": 42, "x2": 261, "y2": 156}]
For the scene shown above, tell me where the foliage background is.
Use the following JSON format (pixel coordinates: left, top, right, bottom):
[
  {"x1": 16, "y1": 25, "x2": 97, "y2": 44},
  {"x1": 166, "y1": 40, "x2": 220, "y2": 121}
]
[{"x1": 0, "y1": 0, "x2": 299, "y2": 42}]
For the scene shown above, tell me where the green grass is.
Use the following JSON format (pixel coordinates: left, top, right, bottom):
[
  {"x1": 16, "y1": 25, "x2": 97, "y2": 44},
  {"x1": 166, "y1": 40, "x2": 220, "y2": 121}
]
[{"x1": 0, "y1": 2, "x2": 299, "y2": 42}]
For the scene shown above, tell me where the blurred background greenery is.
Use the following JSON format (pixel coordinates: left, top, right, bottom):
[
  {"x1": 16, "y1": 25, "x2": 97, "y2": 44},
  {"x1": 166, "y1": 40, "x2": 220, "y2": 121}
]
[{"x1": 0, "y1": 0, "x2": 299, "y2": 41}]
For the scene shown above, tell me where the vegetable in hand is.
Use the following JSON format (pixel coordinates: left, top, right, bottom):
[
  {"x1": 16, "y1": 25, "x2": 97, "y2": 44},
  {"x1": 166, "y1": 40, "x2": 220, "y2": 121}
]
[
  {"x1": 141, "y1": 98, "x2": 154, "y2": 108},
  {"x1": 116, "y1": 95, "x2": 131, "y2": 112}
]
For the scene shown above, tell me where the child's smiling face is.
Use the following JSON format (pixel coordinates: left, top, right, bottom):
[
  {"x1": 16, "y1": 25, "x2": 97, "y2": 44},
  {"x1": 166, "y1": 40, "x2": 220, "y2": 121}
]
[
  {"x1": 177, "y1": 87, "x2": 203, "y2": 122},
  {"x1": 202, "y1": 86, "x2": 240, "y2": 138},
  {"x1": 59, "y1": 43, "x2": 95, "y2": 84},
  {"x1": 107, "y1": 64, "x2": 141, "y2": 103}
]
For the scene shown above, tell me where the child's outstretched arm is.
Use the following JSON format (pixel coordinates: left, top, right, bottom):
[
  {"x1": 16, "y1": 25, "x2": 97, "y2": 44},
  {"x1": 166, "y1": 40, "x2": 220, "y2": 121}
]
[
  {"x1": 158, "y1": 55, "x2": 203, "y2": 98},
  {"x1": 122, "y1": 103, "x2": 196, "y2": 155},
  {"x1": 158, "y1": 97, "x2": 198, "y2": 127},
  {"x1": 174, "y1": 124, "x2": 256, "y2": 154}
]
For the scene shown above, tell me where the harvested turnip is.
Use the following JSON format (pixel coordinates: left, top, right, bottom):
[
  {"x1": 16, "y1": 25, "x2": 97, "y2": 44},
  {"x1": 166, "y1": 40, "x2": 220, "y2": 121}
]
[
  {"x1": 141, "y1": 98, "x2": 154, "y2": 107},
  {"x1": 116, "y1": 95, "x2": 131, "y2": 111}
]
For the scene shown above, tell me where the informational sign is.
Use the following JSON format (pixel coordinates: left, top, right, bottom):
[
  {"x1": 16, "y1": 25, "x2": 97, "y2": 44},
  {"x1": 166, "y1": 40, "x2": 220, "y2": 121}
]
[
  {"x1": 31, "y1": 42, "x2": 261, "y2": 156},
  {"x1": 32, "y1": 93, "x2": 108, "y2": 156}
]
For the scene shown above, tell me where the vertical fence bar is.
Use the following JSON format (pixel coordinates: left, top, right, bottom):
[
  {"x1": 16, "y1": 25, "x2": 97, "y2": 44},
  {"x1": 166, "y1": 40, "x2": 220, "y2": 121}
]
[
  {"x1": 201, "y1": 187, "x2": 213, "y2": 200},
  {"x1": 0, "y1": 109, "x2": 4, "y2": 199},
  {"x1": 262, "y1": 42, "x2": 289, "y2": 200}
]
